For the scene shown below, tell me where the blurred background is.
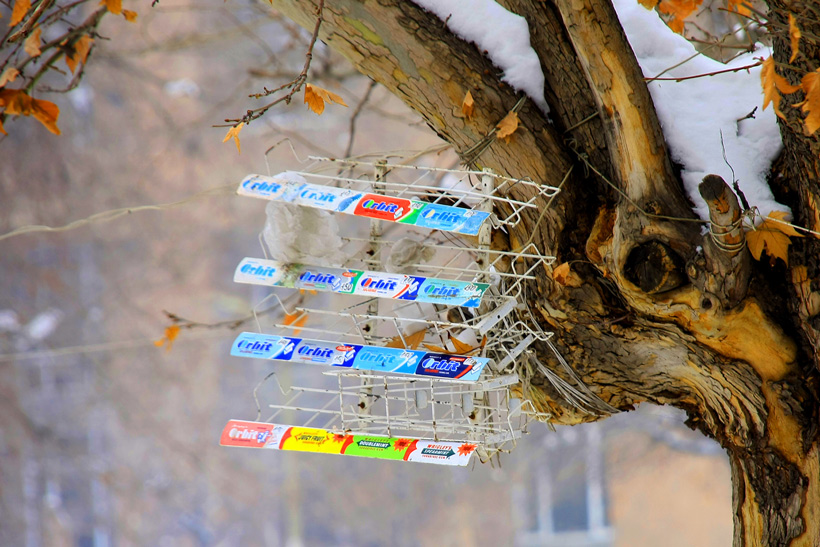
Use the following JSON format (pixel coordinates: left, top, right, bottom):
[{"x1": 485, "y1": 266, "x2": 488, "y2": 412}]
[{"x1": 0, "y1": 1, "x2": 733, "y2": 545}]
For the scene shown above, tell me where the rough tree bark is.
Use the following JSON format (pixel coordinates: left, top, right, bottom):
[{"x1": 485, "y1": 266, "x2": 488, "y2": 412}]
[{"x1": 270, "y1": 0, "x2": 820, "y2": 544}]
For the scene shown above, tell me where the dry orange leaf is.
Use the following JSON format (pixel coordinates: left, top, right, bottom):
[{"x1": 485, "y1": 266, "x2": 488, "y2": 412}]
[
  {"x1": 761, "y1": 57, "x2": 800, "y2": 120},
  {"x1": 726, "y1": 0, "x2": 750, "y2": 16},
  {"x1": 658, "y1": 0, "x2": 701, "y2": 34},
  {"x1": 637, "y1": 0, "x2": 659, "y2": 9},
  {"x1": 222, "y1": 122, "x2": 244, "y2": 154},
  {"x1": 423, "y1": 333, "x2": 485, "y2": 355},
  {"x1": 0, "y1": 89, "x2": 61, "y2": 135},
  {"x1": 789, "y1": 14, "x2": 801, "y2": 63},
  {"x1": 746, "y1": 211, "x2": 803, "y2": 265},
  {"x1": 122, "y1": 9, "x2": 138, "y2": 22},
  {"x1": 99, "y1": 0, "x2": 122, "y2": 15},
  {"x1": 385, "y1": 329, "x2": 425, "y2": 349},
  {"x1": 0, "y1": 117, "x2": 5, "y2": 136},
  {"x1": 283, "y1": 311, "x2": 308, "y2": 335},
  {"x1": 553, "y1": 262, "x2": 583, "y2": 287},
  {"x1": 10, "y1": 0, "x2": 31, "y2": 27},
  {"x1": 461, "y1": 90, "x2": 474, "y2": 119},
  {"x1": 0, "y1": 67, "x2": 19, "y2": 88},
  {"x1": 797, "y1": 70, "x2": 820, "y2": 135},
  {"x1": 65, "y1": 35, "x2": 93, "y2": 74},
  {"x1": 24, "y1": 26, "x2": 41, "y2": 57},
  {"x1": 304, "y1": 83, "x2": 348, "y2": 115},
  {"x1": 154, "y1": 325, "x2": 181, "y2": 352},
  {"x1": 496, "y1": 110, "x2": 519, "y2": 142}
]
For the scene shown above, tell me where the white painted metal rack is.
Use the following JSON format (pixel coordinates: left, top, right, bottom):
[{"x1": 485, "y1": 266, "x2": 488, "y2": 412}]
[{"x1": 226, "y1": 157, "x2": 558, "y2": 464}]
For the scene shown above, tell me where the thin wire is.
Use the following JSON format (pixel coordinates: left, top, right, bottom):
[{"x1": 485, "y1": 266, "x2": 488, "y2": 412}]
[
  {"x1": 521, "y1": 165, "x2": 573, "y2": 250},
  {"x1": 0, "y1": 183, "x2": 236, "y2": 242},
  {"x1": 0, "y1": 329, "x2": 234, "y2": 363},
  {"x1": 570, "y1": 146, "x2": 705, "y2": 225}
]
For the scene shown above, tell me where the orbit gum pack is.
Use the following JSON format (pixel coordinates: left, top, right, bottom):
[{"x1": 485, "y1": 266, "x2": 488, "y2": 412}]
[
  {"x1": 231, "y1": 332, "x2": 490, "y2": 382},
  {"x1": 234, "y1": 258, "x2": 488, "y2": 308},
  {"x1": 220, "y1": 420, "x2": 478, "y2": 466},
  {"x1": 237, "y1": 173, "x2": 492, "y2": 236}
]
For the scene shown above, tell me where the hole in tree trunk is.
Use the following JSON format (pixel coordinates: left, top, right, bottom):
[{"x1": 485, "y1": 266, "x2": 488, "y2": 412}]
[{"x1": 624, "y1": 240, "x2": 688, "y2": 294}]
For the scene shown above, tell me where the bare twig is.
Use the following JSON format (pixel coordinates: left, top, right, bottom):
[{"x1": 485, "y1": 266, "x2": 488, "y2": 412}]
[
  {"x1": 343, "y1": 80, "x2": 377, "y2": 158},
  {"x1": 218, "y1": 0, "x2": 325, "y2": 128},
  {"x1": 644, "y1": 62, "x2": 761, "y2": 82}
]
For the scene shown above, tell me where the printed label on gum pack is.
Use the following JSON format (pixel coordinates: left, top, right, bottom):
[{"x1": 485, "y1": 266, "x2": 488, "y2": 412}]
[
  {"x1": 219, "y1": 420, "x2": 478, "y2": 466},
  {"x1": 238, "y1": 174, "x2": 490, "y2": 235},
  {"x1": 234, "y1": 258, "x2": 488, "y2": 308}
]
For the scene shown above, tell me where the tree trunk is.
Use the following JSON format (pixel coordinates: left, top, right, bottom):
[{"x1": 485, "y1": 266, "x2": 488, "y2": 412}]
[{"x1": 270, "y1": 0, "x2": 820, "y2": 544}]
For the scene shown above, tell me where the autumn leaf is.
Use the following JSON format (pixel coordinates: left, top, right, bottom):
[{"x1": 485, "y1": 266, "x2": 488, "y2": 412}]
[
  {"x1": 761, "y1": 57, "x2": 800, "y2": 120},
  {"x1": 283, "y1": 311, "x2": 308, "y2": 335},
  {"x1": 496, "y1": 110, "x2": 519, "y2": 142},
  {"x1": 385, "y1": 329, "x2": 425, "y2": 349},
  {"x1": 99, "y1": 0, "x2": 122, "y2": 15},
  {"x1": 304, "y1": 83, "x2": 348, "y2": 115},
  {"x1": 461, "y1": 90, "x2": 474, "y2": 119},
  {"x1": 122, "y1": 9, "x2": 138, "y2": 22},
  {"x1": 552, "y1": 262, "x2": 583, "y2": 287},
  {"x1": 154, "y1": 325, "x2": 181, "y2": 352},
  {"x1": 0, "y1": 89, "x2": 61, "y2": 135},
  {"x1": 0, "y1": 67, "x2": 19, "y2": 88},
  {"x1": 65, "y1": 35, "x2": 93, "y2": 74},
  {"x1": 745, "y1": 211, "x2": 803, "y2": 265},
  {"x1": 789, "y1": 14, "x2": 801, "y2": 63},
  {"x1": 658, "y1": 0, "x2": 702, "y2": 34},
  {"x1": 0, "y1": 118, "x2": 5, "y2": 136},
  {"x1": 637, "y1": 0, "x2": 659, "y2": 9},
  {"x1": 10, "y1": 0, "x2": 31, "y2": 27},
  {"x1": 726, "y1": 0, "x2": 750, "y2": 16},
  {"x1": 222, "y1": 122, "x2": 244, "y2": 154},
  {"x1": 797, "y1": 70, "x2": 820, "y2": 135},
  {"x1": 423, "y1": 333, "x2": 485, "y2": 355},
  {"x1": 24, "y1": 26, "x2": 41, "y2": 57},
  {"x1": 457, "y1": 443, "x2": 477, "y2": 456}
]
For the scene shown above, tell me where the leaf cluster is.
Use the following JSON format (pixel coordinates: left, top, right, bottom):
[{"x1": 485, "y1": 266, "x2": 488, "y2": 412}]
[{"x1": 1, "y1": 0, "x2": 137, "y2": 136}]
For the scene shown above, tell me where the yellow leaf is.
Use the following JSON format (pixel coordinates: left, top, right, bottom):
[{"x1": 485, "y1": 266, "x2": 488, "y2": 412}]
[
  {"x1": 24, "y1": 26, "x2": 41, "y2": 57},
  {"x1": 552, "y1": 262, "x2": 583, "y2": 287},
  {"x1": 154, "y1": 325, "x2": 181, "y2": 352},
  {"x1": 10, "y1": 0, "x2": 31, "y2": 27},
  {"x1": 0, "y1": 67, "x2": 19, "y2": 88},
  {"x1": 283, "y1": 311, "x2": 307, "y2": 335},
  {"x1": 99, "y1": 0, "x2": 122, "y2": 15},
  {"x1": 422, "y1": 333, "x2": 483, "y2": 355},
  {"x1": 0, "y1": 89, "x2": 60, "y2": 135},
  {"x1": 122, "y1": 9, "x2": 137, "y2": 22},
  {"x1": 222, "y1": 122, "x2": 244, "y2": 154},
  {"x1": 658, "y1": 0, "x2": 701, "y2": 34},
  {"x1": 726, "y1": 0, "x2": 750, "y2": 15},
  {"x1": 798, "y1": 70, "x2": 820, "y2": 135},
  {"x1": 385, "y1": 329, "x2": 425, "y2": 349},
  {"x1": 766, "y1": 210, "x2": 804, "y2": 238},
  {"x1": 789, "y1": 14, "x2": 801, "y2": 63},
  {"x1": 496, "y1": 110, "x2": 519, "y2": 142},
  {"x1": 304, "y1": 83, "x2": 347, "y2": 115},
  {"x1": 30, "y1": 96, "x2": 60, "y2": 135},
  {"x1": 637, "y1": 0, "x2": 659, "y2": 9},
  {"x1": 761, "y1": 57, "x2": 799, "y2": 120},
  {"x1": 745, "y1": 212, "x2": 802, "y2": 265},
  {"x1": 65, "y1": 35, "x2": 93, "y2": 74},
  {"x1": 461, "y1": 90, "x2": 474, "y2": 119}
]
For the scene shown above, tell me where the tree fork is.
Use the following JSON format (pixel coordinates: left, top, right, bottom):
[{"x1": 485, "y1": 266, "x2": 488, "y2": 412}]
[{"x1": 270, "y1": 1, "x2": 820, "y2": 544}]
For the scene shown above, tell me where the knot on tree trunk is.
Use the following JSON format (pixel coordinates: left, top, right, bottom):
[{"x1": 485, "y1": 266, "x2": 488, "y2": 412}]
[
  {"x1": 696, "y1": 174, "x2": 751, "y2": 308},
  {"x1": 624, "y1": 240, "x2": 687, "y2": 294}
]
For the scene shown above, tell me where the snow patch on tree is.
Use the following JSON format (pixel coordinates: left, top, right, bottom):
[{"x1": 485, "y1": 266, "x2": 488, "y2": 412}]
[
  {"x1": 412, "y1": 0, "x2": 549, "y2": 114},
  {"x1": 613, "y1": 0, "x2": 787, "y2": 220}
]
